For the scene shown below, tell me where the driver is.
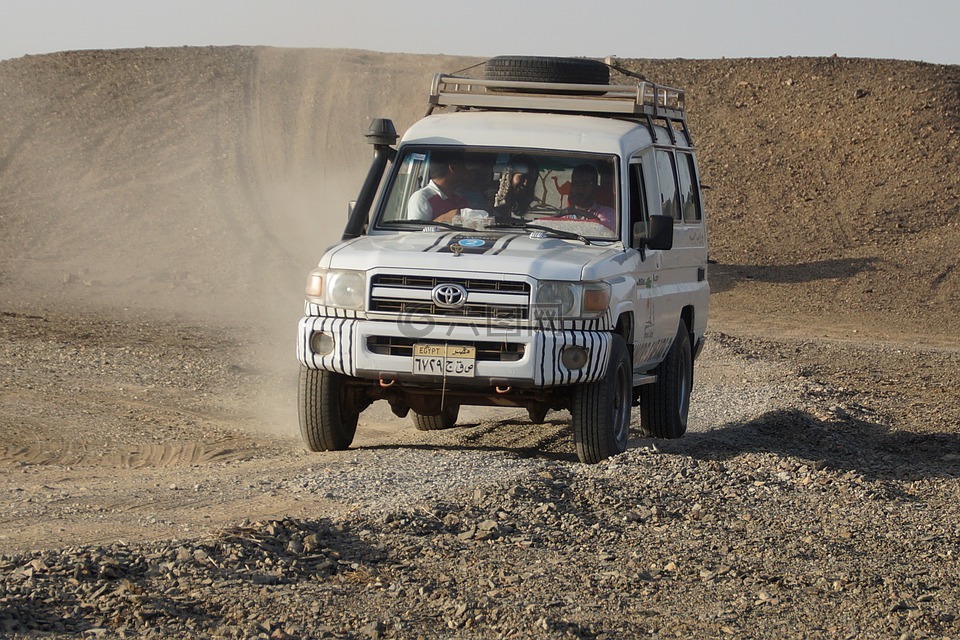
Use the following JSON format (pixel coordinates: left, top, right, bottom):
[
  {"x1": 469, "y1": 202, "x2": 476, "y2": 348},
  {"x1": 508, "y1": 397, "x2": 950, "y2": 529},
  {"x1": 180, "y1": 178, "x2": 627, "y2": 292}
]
[{"x1": 556, "y1": 164, "x2": 615, "y2": 229}]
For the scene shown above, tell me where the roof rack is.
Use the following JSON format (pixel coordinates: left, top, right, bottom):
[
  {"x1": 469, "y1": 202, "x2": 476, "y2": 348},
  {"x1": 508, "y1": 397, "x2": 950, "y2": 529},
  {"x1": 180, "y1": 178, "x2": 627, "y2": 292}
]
[
  {"x1": 427, "y1": 73, "x2": 690, "y2": 144},
  {"x1": 429, "y1": 73, "x2": 685, "y2": 119}
]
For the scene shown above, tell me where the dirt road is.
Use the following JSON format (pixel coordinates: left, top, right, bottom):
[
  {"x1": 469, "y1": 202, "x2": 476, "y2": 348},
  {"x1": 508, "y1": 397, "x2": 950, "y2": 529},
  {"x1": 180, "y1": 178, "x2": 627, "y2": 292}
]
[{"x1": 2, "y1": 308, "x2": 959, "y2": 639}]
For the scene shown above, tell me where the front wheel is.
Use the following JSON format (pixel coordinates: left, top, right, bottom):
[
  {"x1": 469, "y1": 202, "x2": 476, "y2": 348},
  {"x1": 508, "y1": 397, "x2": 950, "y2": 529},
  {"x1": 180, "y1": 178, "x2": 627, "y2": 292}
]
[
  {"x1": 298, "y1": 367, "x2": 359, "y2": 451},
  {"x1": 639, "y1": 320, "x2": 693, "y2": 439},
  {"x1": 411, "y1": 404, "x2": 460, "y2": 431},
  {"x1": 571, "y1": 335, "x2": 633, "y2": 464}
]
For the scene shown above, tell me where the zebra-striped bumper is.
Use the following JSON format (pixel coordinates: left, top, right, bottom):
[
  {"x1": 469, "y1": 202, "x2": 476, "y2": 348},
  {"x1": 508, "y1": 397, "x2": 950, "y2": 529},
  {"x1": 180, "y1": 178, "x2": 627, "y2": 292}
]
[{"x1": 296, "y1": 316, "x2": 611, "y2": 388}]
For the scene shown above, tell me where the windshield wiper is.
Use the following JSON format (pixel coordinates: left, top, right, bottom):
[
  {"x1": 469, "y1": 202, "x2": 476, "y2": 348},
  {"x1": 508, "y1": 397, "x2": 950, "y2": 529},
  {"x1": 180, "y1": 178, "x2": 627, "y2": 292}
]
[
  {"x1": 490, "y1": 221, "x2": 592, "y2": 245},
  {"x1": 381, "y1": 219, "x2": 472, "y2": 232}
]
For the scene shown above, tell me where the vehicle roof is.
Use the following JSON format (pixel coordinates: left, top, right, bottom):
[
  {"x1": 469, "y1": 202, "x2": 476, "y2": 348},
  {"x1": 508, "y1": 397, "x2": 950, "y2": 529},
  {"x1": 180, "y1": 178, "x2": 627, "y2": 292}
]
[{"x1": 400, "y1": 111, "x2": 690, "y2": 157}]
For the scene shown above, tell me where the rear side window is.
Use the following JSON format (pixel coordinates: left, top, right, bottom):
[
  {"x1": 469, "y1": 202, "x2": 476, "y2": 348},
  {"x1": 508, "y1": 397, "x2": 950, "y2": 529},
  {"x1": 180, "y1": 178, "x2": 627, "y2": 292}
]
[
  {"x1": 655, "y1": 149, "x2": 679, "y2": 220},
  {"x1": 676, "y1": 152, "x2": 702, "y2": 223}
]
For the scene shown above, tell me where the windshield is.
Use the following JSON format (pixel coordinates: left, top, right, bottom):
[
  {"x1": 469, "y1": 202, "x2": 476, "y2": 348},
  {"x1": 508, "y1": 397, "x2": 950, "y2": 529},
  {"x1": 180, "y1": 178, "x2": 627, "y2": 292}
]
[{"x1": 375, "y1": 147, "x2": 619, "y2": 240}]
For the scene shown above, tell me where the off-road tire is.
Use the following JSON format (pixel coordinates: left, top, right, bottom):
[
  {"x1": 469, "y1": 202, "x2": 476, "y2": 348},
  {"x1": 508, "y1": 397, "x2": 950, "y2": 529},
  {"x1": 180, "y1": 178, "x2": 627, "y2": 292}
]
[
  {"x1": 571, "y1": 335, "x2": 633, "y2": 464},
  {"x1": 639, "y1": 320, "x2": 693, "y2": 439},
  {"x1": 298, "y1": 367, "x2": 359, "y2": 451},
  {"x1": 411, "y1": 404, "x2": 460, "y2": 431},
  {"x1": 484, "y1": 56, "x2": 609, "y2": 93}
]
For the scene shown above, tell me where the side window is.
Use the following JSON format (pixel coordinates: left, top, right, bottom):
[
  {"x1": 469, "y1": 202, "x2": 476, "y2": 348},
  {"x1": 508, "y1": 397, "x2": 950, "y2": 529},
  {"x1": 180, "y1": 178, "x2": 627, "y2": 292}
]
[
  {"x1": 676, "y1": 152, "x2": 702, "y2": 223},
  {"x1": 629, "y1": 163, "x2": 648, "y2": 248},
  {"x1": 655, "y1": 149, "x2": 680, "y2": 220},
  {"x1": 380, "y1": 152, "x2": 428, "y2": 222}
]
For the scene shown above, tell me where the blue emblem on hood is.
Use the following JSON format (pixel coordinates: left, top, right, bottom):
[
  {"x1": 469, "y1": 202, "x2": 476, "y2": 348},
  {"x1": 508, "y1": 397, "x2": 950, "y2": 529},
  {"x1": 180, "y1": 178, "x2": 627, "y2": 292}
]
[{"x1": 438, "y1": 235, "x2": 498, "y2": 255}]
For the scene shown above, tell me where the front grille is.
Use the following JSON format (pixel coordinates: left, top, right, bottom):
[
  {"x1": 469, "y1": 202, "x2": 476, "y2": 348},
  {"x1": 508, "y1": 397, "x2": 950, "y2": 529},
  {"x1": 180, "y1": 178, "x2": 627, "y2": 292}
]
[
  {"x1": 371, "y1": 301, "x2": 525, "y2": 320},
  {"x1": 367, "y1": 336, "x2": 525, "y2": 362},
  {"x1": 369, "y1": 274, "x2": 530, "y2": 320}
]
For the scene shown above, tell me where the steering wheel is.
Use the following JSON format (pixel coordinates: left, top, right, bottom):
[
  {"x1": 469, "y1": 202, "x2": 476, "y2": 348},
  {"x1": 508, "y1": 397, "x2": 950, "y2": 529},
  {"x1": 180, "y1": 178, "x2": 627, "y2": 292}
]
[
  {"x1": 565, "y1": 210, "x2": 602, "y2": 222},
  {"x1": 525, "y1": 202, "x2": 561, "y2": 216}
]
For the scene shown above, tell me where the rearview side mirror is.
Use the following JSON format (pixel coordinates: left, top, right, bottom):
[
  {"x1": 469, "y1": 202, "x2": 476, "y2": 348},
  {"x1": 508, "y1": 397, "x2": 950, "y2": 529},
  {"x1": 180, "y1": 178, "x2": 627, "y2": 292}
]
[
  {"x1": 633, "y1": 215, "x2": 674, "y2": 251},
  {"x1": 647, "y1": 215, "x2": 674, "y2": 250}
]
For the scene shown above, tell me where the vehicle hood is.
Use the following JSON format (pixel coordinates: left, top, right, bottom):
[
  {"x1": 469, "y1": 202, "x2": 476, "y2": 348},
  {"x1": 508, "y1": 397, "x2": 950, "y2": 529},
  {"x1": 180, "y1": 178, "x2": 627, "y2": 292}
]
[{"x1": 320, "y1": 231, "x2": 622, "y2": 281}]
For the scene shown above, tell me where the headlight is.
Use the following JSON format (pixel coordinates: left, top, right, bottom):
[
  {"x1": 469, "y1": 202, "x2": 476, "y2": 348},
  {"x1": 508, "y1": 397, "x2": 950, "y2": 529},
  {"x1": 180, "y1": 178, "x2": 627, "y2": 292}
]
[
  {"x1": 536, "y1": 281, "x2": 577, "y2": 317},
  {"x1": 304, "y1": 268, "x2": 366, "y2": 310},
  {"x1": 327, "y1": 271, "x2": 366, "y2": 309},
  {"x1": 534, "y1": 281, "x2": 610, "y2": 320}
]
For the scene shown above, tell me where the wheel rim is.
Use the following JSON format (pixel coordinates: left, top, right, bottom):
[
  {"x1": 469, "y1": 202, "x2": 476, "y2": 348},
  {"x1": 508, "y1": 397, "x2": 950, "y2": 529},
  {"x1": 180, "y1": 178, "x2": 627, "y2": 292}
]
[{"x1": 611, "y1": 360, "x2": 631, "y2": 450}]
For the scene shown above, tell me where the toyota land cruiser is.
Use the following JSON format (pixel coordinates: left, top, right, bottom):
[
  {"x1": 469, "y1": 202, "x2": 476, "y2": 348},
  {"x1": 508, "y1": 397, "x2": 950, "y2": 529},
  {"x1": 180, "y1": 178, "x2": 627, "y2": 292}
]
[{"x1": 296, "y1": 56, "x2": 709, "y2": 463}]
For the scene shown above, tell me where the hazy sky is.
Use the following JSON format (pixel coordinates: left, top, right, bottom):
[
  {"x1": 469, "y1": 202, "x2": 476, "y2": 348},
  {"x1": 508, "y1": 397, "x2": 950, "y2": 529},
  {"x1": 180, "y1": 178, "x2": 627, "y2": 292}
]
[{"x1": 1, "y1": 0, "x2": 958, "y2": 65}]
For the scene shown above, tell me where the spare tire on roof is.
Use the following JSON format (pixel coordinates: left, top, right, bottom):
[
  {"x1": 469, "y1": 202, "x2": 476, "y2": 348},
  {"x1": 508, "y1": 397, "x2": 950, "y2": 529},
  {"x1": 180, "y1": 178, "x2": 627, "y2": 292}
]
[{"x1": 484, "y1": 56, "x2": 609, "y2": 92}]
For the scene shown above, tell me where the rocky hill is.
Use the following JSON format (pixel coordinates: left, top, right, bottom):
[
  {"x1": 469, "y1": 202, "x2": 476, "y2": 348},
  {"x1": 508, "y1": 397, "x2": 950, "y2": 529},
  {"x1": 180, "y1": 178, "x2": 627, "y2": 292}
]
[
  {"x1": 1, "y1": 48, "x2": 958, "y2": 341},
  {"x1": 635, "y1": 56, "x2": 960, "y2": 342}
]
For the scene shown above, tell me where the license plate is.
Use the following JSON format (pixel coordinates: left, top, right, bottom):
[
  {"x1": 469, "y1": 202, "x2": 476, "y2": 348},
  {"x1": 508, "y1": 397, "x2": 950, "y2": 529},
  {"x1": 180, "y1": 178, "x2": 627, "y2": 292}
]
[{"x1": 412, "y1": 344, "x2": 476, "y2": 377}]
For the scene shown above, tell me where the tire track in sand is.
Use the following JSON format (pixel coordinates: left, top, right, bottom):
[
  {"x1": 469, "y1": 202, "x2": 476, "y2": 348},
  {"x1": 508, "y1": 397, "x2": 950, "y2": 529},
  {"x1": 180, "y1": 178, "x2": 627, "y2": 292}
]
[{"x1": 0, "y1": 436, "x2": 259, "y2": 469}]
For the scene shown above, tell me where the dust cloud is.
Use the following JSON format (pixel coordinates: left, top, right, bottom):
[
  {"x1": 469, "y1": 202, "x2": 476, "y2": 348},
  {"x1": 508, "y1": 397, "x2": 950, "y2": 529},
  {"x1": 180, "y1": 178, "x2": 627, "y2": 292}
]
[
  {"x1": 0, "y1": 46, "x2": 475, "y2": 438},
  {"x1": 242, "y1": 169, "x2": 364, "y2": 439}
]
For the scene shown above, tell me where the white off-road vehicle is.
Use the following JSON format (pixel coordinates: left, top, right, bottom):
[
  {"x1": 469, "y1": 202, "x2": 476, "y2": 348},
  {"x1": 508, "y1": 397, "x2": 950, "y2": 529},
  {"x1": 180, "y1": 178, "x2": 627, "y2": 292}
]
[{"x1": 296, "y1": 56, "x2": 709, "y2": 463}]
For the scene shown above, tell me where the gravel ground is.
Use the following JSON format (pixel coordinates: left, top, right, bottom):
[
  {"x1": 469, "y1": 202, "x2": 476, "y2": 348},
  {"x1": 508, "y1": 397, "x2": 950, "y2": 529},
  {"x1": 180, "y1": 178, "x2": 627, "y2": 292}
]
[{"x1": 1, "y1": 311, "x2": 958, "y2": 640}]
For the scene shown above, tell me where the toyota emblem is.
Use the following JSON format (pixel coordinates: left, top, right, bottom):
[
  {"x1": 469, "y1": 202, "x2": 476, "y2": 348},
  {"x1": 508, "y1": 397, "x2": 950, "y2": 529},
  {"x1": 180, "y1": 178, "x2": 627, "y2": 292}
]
[{"x1": 431, "y1": 283, "x2": 468, "y2": 309}]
